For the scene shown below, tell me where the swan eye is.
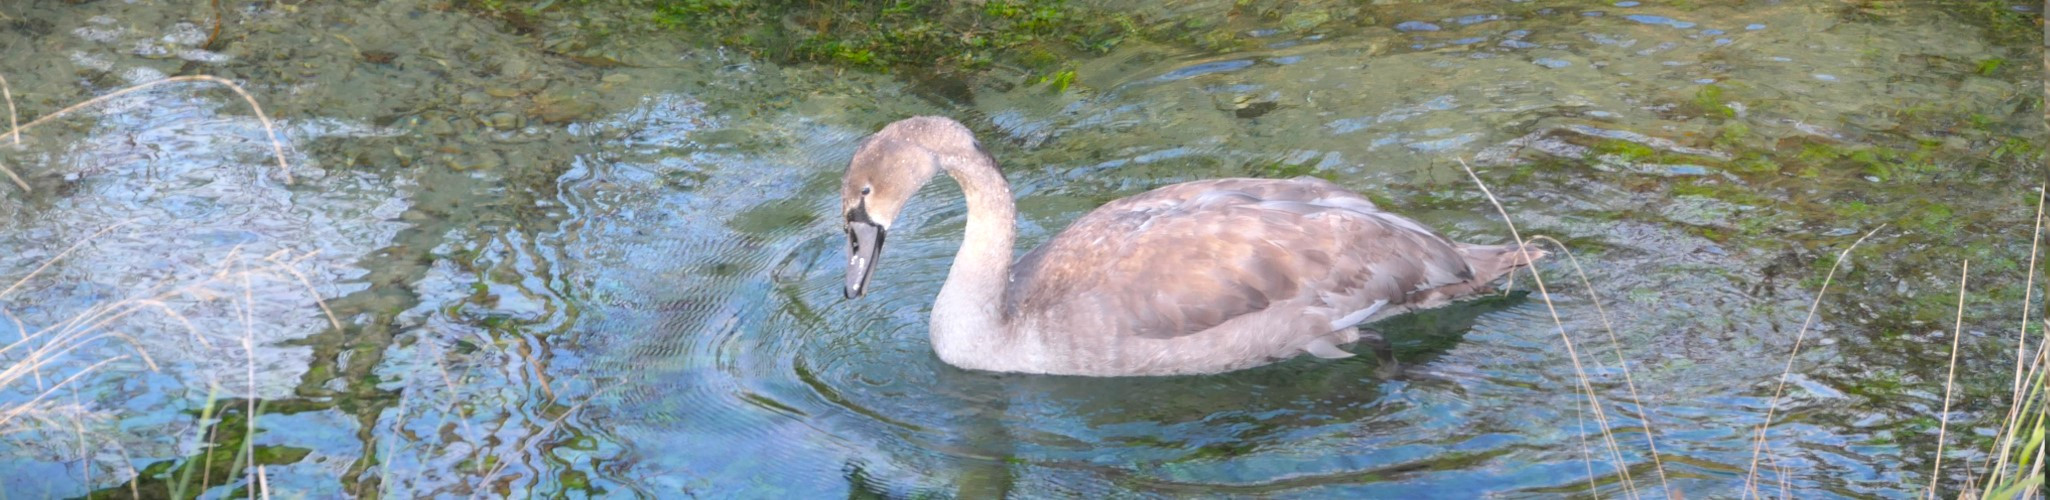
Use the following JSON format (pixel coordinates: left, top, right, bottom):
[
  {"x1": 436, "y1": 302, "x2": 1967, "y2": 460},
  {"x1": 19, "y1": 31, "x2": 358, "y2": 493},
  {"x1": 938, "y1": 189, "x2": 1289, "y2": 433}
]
[{"x1": 861, "y1": 186, "x2": 872, "y2": 196}]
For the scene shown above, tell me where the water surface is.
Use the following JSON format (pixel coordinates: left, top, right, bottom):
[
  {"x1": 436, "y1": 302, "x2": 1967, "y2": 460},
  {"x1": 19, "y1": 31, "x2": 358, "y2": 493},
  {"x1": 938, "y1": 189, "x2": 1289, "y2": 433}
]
[{"x1": 0, "y1": 0, "x2": 2042, "y2": 497}]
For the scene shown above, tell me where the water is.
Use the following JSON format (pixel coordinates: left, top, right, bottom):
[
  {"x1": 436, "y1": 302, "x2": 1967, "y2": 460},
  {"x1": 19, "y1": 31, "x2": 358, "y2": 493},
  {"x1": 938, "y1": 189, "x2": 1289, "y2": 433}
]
[{"x1": 0, "y1": 0, "x2": 2041, "y2": 497}]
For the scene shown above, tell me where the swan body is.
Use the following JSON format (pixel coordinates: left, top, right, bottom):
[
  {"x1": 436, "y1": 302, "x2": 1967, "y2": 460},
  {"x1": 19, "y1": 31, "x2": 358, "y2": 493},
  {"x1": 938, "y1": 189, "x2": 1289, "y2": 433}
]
[{"x1": 840, "y1": 117, "x2": 1543, "y2": 376}]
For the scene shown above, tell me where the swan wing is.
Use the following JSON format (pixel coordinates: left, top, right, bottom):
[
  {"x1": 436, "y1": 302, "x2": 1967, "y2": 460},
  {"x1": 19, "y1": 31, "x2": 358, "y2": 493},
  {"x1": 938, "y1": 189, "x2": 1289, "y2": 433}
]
[{"x1": 1005, "y1": 178, "x2": 1475, "y2": 340}]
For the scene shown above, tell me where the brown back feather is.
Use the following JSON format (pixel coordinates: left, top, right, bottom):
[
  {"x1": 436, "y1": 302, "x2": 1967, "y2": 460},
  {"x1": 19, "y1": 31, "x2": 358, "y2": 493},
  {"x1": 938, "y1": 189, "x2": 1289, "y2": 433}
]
[{"x1": 1005, "y1": 177, "x2": 1478, "y2": 339}]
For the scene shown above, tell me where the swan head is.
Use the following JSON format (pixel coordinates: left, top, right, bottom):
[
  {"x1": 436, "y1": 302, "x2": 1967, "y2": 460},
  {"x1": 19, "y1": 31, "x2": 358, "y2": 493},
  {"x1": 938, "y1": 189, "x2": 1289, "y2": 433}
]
[{"x1": 841, "y1": 117, "x2": 974, "y2": 298}]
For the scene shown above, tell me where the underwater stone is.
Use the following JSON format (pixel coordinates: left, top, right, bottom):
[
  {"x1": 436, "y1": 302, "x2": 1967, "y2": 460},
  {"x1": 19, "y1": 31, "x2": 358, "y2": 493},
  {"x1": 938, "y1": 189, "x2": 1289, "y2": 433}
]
[
  {"x1": 489, "y1": 111, "x2": 521, "y2": 130},
  {"x1": 532, "y1": 88, "x2": 598, "y2": 124},
  {"x1": 422, "y1": 115, "x2": 455, "y2": 136},
  {"x1": 1281, "y1": 11, "x2": 1331, "y2": 32},
  {"x1": 473, "y1": 150, "x2": 504, "y2": 171}
]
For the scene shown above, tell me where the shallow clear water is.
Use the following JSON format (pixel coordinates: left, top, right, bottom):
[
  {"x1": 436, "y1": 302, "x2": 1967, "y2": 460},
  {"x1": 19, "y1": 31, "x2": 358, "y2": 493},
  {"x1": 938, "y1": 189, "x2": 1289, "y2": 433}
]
[{"x1": 0, "y1": 0, "x2": 2042, "y2": 497}]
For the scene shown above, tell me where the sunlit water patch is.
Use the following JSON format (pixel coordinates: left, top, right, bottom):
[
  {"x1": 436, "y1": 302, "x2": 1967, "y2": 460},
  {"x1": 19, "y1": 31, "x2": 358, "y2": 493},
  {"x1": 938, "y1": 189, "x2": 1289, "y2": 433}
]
[{"x1": 0, "y1": 28, "x2": 407, "y2": 500}]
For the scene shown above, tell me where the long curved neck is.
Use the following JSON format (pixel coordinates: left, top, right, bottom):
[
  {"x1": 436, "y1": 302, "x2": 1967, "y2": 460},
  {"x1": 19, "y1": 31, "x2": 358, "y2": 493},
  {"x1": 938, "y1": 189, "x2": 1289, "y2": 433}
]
[{"x1": 928, "y1": 152, "x2": 1019, "y2": 367}]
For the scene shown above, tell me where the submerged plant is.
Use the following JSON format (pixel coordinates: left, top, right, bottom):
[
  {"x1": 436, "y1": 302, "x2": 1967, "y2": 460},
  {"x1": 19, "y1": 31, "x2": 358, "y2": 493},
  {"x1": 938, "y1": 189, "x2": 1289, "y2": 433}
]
[{"x1": 632, "y1": 0, "x2": 1129, "y2": 84}]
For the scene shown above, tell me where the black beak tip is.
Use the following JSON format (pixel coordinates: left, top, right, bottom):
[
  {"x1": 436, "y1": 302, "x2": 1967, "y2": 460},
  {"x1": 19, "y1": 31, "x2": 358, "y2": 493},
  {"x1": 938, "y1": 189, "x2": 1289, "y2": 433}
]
[{"x1": 845, "y1": 219, "x2": 884, "y2": 301}]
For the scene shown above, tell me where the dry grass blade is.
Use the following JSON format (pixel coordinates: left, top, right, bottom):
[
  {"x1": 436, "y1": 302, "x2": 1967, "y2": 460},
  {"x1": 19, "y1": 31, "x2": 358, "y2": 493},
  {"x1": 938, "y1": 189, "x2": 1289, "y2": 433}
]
[
  {"x1": 2025, "y1": 329, "x2": 2041, "y2": 493},
  {"x1": 0, "y1": 158, "x2": 26, "y2": 194},
  {"x1": 111, "y1": 427, "x2": 142, "y2": 499},
  {"x1": 2, "y1": 284, "x2": 212, "y2": 364},
  {"x1": 0, "y1": 73, "x2": 18, "y2": 145},
  {"x1": 1974, "y1": 280, "x2": 2050, "y2": 495},
  {"x1": 1, "y1": 74, "x2": 293, "y2": 184},
  {"x1": 1576, "y1": 396, "x2": 1602, "y2": 499},
  {"x1": 1527, "y1": 234, "x2": 1671, "y2": 492},
  {"x1": 0, "y1": 355, "x2": 128, "y2": 429},
  {"x1": 239, "y1": 267, "x2": 258, "y2": 492},
  {"x1": 5, "y1": 308, "x2": 41, "y2": 390},
  {"x1": 0, "y1": 219, "x2": 136, "y2": 300},
  {"x1": 263, "y1": 252, "x2": 344, "y2": 331},
  {"x1": 378, "y1": 379, "x2": 413, "y2": 498},
  {"x1": 476, "y1": 379, "x2": 617, "y2": 497},
  {"x1": 101, "y1": 332, "x2": 159, "y2": 371},
  {"x1": 1, "y1": 329, "x2": 139, "y2": 393},
  {"x1": 423, "y1": 338, "x2": 486, "y2": 481},
  {"x1": 67, "y1": 371, "x2": 91, "y2": 490},
  {"x1": 125, "y1": 300, "x2": 216, "y2": 350},
  {"x1": 0, "y1": 70, "x2": 22, "y2": 191},
  {"x1": 0, "y1": 72, "x2": 26, "y2": 192},
  {"x1": 193, "y1": 380, "x2": 221, "y2": 497},
  {"x1": 1744, "y1": 225, "x2": 1885, "y2": 497},
  {"x1": 1927, "y1": 261, "x2": 1970, "y2": 499},
  {"x1": 1455, "y1": 159, "x2": 1642, "y2": 498},
  {"x1": 1988, "y1": 186, "x2": 2047, "y2": 487},
  {"x1": 3, "y1": 249, "x2": 335, "y2": 492}
]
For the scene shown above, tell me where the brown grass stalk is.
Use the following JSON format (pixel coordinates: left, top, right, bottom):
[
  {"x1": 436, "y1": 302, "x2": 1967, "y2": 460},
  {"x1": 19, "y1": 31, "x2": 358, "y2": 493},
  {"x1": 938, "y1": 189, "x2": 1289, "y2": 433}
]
[
  {"x1": 0, "y1": 74, "x2": 20, "y2": 192},
  {"x1": 0, "y1": 74, "x2": 293, "y2": 184},
  {"x1": 0, "y1": 219, "x2": 137, "y2": 300},
  {"x1": 1, "y1": 73, "x2": 18, "y2": 145},
  {"x1": 1978, "y1": 323, "x2": 2050, "y2": 496},
  {"x1": 263, "y1": 252, "x2": 343, "y2": 332},
  {"x1": 2, "y1": 282, "x2": 219, "y2": 362},
  {"x1": 2, "y1": 239, "x2": 342, "y2": 492},
  {"x1": 377, "y1": 378, "x2": 412, "y2": 497},
  {"x1": 1986, "y1": 186, "x2": 2047, "y2": 487},
  {"x1": 1576, "y1": 396, "x2": 1601, "y2": 498},
  {"x1": 1457, "y1": 159, "x2": 1647, "y2": 497},
  {"x1": 199, "y1": 379, "x2": 220, "y2": 495},
  {"x1": 1927, "y1": 261, "x2": 1970, "y2": 498},
  {"x1": 1527, "y1": 234, "x2": 1672, "y2": 492},
  {"x1": 67, "y1": 366, "x2": 92, "y2": 491},
  {"x1": 239, "y1": 266, "x2": 258, "y2": 494},
  {"x1": 477, "y1": 378, "x2": 615, "y2": 496},
  {"x1": 5, "y1": 308, "x2": 41, "y2": 390},
  {"x1": 0, "y1": 355, "x2": 128, "y2": 429},
  {"x1": 1743, "y1": 225, "x2": 1884, "y2": 496},
  {"x1": 0, "y1": 159, "x2": 26, "y2": 194}
]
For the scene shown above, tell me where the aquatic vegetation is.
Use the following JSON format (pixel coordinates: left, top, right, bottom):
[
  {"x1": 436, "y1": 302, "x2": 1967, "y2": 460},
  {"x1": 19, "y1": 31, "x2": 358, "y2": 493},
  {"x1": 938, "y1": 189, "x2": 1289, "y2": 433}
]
[
  {"x1": 1593, "y1": 139, "x2": 1659, "y2": 162},
  {"x1": 461, "y1": 0, "x2": 1379, "y2": 93},
  {"x1": 116, "y1": 403, "x2": 306, "y2": 500},
  {"x1": 1955, "y1": 0, "x2": 2044, "y2": 43},
  {"x1": 1691, "y1": 84, "x2": 1736, "y2": 118},
  {"x1": 1249, "y1": 159, "x2": 1338, "y2": 181},
  {"x1": 1977, "y1": 57, "x2": 2007, "y2": 76},
  {"x1": 487, "y1": 0, "x2": 1140, "y2": 87},
  {"x1": 1714, "y1": 121, "x2": 1751, "y2": 149},
  {"x1": 1023, "y1": 65, "x2": 1080, "y2": 94}
]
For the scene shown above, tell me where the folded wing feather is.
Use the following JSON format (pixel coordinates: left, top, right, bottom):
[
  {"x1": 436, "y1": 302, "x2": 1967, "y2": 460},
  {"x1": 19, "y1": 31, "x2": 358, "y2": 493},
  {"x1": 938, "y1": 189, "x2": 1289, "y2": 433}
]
[{"x1": 1005, "y1": 177, "x2": 1477, "y2": 340}]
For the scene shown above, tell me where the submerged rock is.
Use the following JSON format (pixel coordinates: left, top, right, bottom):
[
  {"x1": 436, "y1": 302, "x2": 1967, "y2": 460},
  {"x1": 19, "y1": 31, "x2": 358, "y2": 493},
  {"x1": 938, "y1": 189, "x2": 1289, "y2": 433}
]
[
  {"x1": 487, "y1": 111, "x2": 522, "y2": 130},
  {"x1": 531, "y1": 87, "x2": 598, "y2": 124}
]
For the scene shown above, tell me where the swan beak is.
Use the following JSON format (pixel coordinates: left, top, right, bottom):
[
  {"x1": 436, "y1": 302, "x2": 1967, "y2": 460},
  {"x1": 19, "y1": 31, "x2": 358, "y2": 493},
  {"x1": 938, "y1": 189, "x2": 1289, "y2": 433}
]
[{"x1": 845, "y1": 221, "x2": 885, "y2": 298}]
